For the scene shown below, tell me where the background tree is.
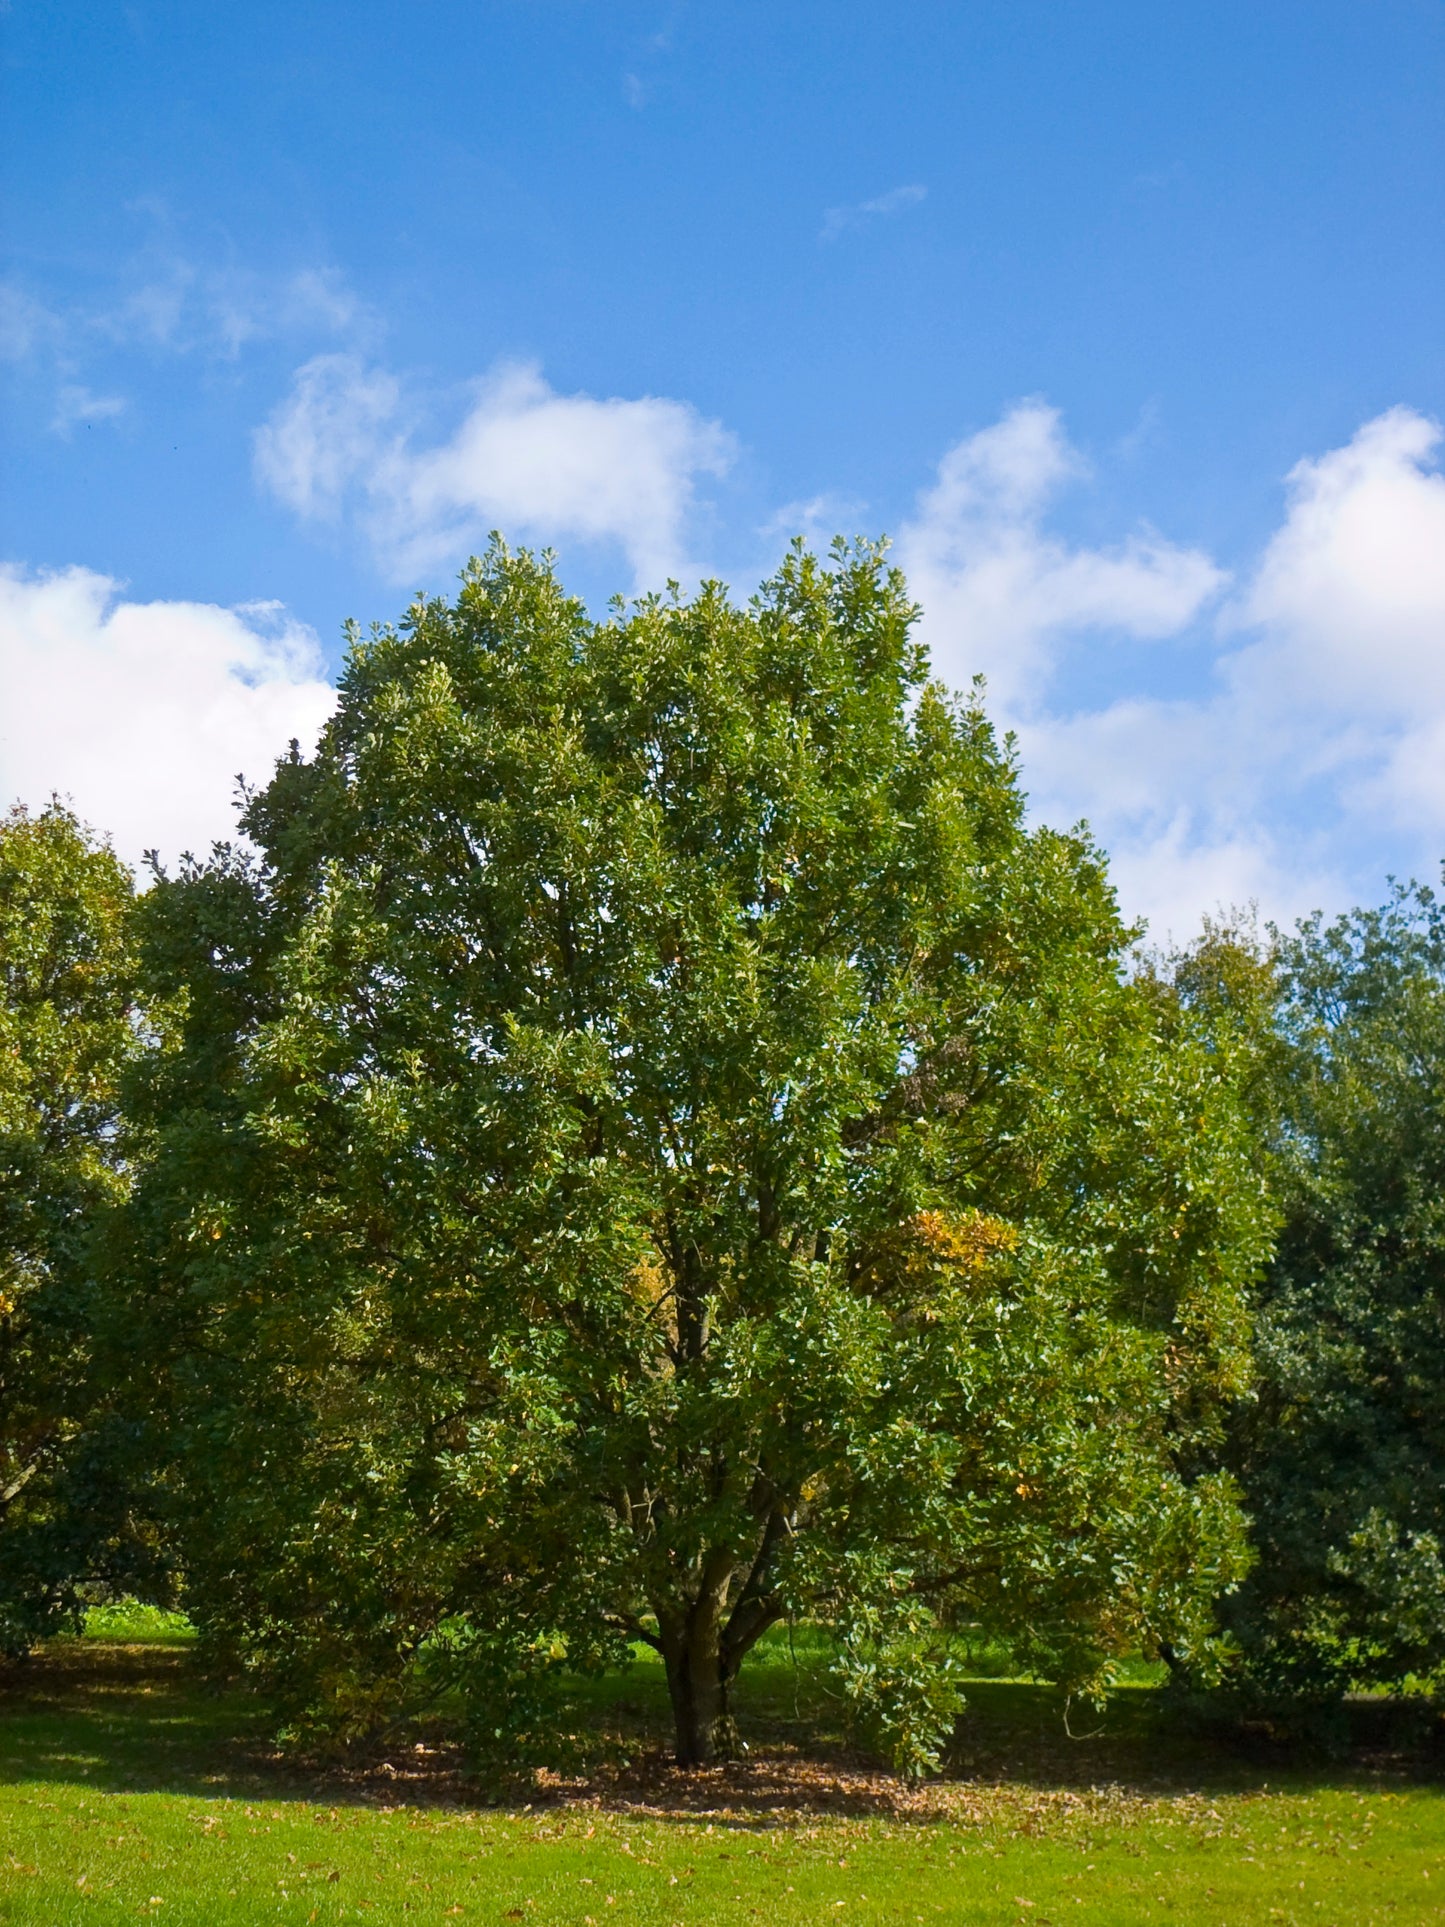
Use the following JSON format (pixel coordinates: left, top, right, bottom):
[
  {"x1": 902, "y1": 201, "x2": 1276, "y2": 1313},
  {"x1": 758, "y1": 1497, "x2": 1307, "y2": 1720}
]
[
  {"x1": 0, "y1": 802, "x2": 154, "y2": 1653},
  {"x1": 125, "y1": 541, "x2": 1271, "y2": 1770},
  {"x1": 1222, "y1": 882, "x2": 1445, "y2": 1696}
]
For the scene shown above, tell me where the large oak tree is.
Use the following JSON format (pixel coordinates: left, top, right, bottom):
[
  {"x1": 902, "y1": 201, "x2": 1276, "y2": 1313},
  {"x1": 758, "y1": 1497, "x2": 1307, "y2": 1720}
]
[{"x1": 124, "y1": 542, "x2": 1269, "y2": 1768}]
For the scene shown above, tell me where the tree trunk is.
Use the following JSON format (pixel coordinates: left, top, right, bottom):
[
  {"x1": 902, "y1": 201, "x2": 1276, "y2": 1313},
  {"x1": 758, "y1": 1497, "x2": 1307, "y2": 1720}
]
[
  {"x1": 657, "y1": 1551, "x2": 737, "y2": 1766},
  {"x1": 662, "y1": 1630, "x2": 733, "y2": 1766}
]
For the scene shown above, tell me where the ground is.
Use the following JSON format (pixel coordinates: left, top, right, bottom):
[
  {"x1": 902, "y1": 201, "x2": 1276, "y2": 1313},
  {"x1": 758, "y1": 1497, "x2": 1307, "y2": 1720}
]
[{"x1": 1, "y1": 1616, "x2": 1441, "y2": 1925}]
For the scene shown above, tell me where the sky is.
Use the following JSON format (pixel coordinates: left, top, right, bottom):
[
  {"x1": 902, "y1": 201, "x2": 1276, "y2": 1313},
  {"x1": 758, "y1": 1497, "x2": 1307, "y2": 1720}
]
[{"x1": 3, "y1": 0, "x2": 1443, "y2": 938}]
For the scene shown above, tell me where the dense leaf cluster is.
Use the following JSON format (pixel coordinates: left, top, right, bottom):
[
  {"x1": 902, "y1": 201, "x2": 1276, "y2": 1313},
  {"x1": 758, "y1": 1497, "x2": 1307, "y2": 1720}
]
[
  {"x1": 0, "y1": 803, "x2": 160, "y2": 1653},
  {"x1": 1224, "y1": 886, "x2": 1445, "y2": 1696}
]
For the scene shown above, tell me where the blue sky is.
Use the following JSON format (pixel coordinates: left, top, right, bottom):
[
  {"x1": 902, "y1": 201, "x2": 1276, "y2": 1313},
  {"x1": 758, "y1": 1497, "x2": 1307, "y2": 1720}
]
[{"x1": 3, "y1": 0, "x2": 1443, "y2": 935}]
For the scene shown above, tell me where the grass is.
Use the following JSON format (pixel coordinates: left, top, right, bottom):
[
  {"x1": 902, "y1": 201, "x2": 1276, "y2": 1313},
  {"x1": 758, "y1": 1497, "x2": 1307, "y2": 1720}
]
[{"x1": 1, "y1": 1611, "x2": 1442, "y2": 1925}]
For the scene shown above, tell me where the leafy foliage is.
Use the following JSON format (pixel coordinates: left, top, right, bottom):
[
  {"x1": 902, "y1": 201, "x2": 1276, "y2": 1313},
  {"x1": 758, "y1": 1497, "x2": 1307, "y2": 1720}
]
[
  {"x1": 1225, "y1": 883, "x2": 1445, "y2": 1695},
  {"x1": 118, "y1": 541, "x2": 1270, "y2": 1770},
  {"x1": 0, "y1": 802, "x2": 155, "y2": 1652}
]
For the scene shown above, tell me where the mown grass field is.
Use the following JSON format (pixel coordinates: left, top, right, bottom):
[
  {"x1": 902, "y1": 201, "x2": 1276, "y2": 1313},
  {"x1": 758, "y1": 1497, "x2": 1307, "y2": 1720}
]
[{"x1": 2, "y1": 1614, "x2": 1441, "y2": 1925}]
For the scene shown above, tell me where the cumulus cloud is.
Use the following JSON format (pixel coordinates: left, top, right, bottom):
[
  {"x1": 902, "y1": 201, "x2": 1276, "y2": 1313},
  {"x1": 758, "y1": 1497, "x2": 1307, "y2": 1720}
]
[
  {"x1": 255, "y1": 355, "x2": 737, "y2": 589},
  {"x1": 0, "y1": 567, "x2": 336, "y2": 871},
  {"x1": 906, "y1": 404, "x2": 1445, "y2": 939},
  {"x1": 899, "y1": 401, "x2": 1226, "y2": 710},
  {"x1": 821, "y1": 183, "x2": 927, "y2": 243},
  {"x1": 11, "y1": 376, "x2": 1439, "y2": 942},
  {"x1": 1239, "y1": 406, "x2": 1445, "y2": 721}
]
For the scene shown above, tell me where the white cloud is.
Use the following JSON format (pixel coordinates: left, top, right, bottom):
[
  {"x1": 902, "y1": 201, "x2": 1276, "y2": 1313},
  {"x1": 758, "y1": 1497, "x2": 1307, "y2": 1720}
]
[
  {"x1": 94, "y1": 260, "x2": 371, "y2": 361},
  {"x1": 759, "y1": 492, "x2": 870, "y2": 548},
  {"x1": 620, "y1": 14, "x2": 681, "y2": 111},
  {"x1": 256, "y1": 355, "x2": 737, "y2": 589},
  {"x1": 0, "y1": 567, "x2": 336, "y2": 871},
  {"x1": 102, "y1": 265, "x2": 193, "y2": 348},
  {"x1": 0, "y1": 282, "x2": 61, "y2": 363},
  {"x1": 49, "y1": 383, "x2": 127, "y2": 438},
  {"x1": 254, "y1": 354, "x2": 401, "y2": 522},
  {"x1": 4, "y1": 249, "x2": 369, "y2": 433},
  {"x1": 11, "y1": 369, "x2": 1441, "y2": 945},
  {"x1": 1105, "y1": 818, "x2": 1314, "y2": 948},
  {"x1": 1018, "y1": 697, "x2": 1344, "y2": 942},
  {"x1": 899, "y1": 401, "x2": 1226, "y2": 710},
  {"x1": 821, "y1": 183, "x2": 927, "y2": 243},
  {"x1": 1238, "y1": 405, "x2": 1445, "y2": 719},
  {"x1": 1225, "y1": 406, "x2": 1445, "y2": 854},
  {"x1": 906, "y1": 404, "x2": 1445, "y2": 940}
]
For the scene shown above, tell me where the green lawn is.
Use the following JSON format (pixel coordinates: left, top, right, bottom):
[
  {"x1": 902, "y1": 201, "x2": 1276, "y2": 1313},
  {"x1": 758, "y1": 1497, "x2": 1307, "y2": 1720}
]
[{"x1": 2, "y1": 1623, "x2": 1441, "y2": 1926}]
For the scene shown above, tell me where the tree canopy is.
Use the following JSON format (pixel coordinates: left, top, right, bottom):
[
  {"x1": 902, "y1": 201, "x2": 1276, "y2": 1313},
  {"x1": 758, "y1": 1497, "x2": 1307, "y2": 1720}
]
[
  {"x1": 1222, "y1": 884, "x2": 1445, "y2": 1696},
  {"x1": 0, "y1": 802, "x2": 151, "y2": 1653},
  {"x1": 118, "y1": 542, "x2": 1272, "y2": 1769}
]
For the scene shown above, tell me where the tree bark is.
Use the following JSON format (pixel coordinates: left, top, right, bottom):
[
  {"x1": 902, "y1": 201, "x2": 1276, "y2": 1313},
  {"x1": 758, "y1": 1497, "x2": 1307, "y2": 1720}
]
[
  {"x1": 655, "y1": 1526, "x2": 791, "y2": 1765},
  {"x1": 657, "y1": 1549, "x2": 737, "y2": 1766},
  {"x1": 661, "y1": 1627, "x2": 733, "y2": 1766}
]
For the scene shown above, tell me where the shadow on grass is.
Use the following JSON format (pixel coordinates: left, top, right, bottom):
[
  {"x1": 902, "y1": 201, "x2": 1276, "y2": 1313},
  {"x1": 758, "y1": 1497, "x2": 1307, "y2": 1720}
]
[
  {"x1": 1, "y1": 1633, "x2": 1440, "y2": 1822},
  {"x1": 0, "y1": 1642, "x2": 278, "y2": 1801}
]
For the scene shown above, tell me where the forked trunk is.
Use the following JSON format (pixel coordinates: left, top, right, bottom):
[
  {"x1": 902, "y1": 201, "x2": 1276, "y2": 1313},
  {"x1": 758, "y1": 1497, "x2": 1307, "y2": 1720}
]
[
  {"x1": 657, "y1": 1558, "x2": 739, "y2": 1766},
  {"x1": 656, "y1": 1533, "x2": 785, "y2": 1764}
]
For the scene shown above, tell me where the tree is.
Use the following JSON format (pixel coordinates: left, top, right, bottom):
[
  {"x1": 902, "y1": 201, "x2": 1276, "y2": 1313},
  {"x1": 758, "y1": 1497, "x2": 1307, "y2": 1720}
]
[
  {"x1": 1224, "y1": 882, "x2": 1445, "y2": 1695},
  {"x1": 0, "y1": 802, "x2": 151, "y2": 1652},
  {"x1": 125, "y1": 541, "x2": 1270, "y2": 1769}
]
